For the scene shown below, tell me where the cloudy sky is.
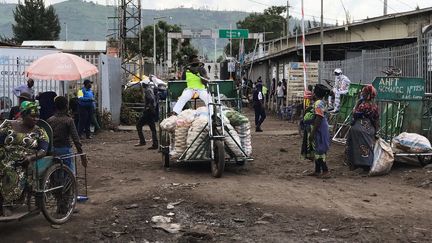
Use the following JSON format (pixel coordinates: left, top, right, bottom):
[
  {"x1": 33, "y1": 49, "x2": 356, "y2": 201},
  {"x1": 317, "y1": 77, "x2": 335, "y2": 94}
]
[{"x1": 4, "y1": 0, "x2": 432, "y2": 24}]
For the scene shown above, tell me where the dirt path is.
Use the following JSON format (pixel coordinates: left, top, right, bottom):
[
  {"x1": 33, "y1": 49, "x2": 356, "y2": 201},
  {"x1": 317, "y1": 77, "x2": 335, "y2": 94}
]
[{"x1": 1, "y1": 109, "x2": 432, "y2": 242}]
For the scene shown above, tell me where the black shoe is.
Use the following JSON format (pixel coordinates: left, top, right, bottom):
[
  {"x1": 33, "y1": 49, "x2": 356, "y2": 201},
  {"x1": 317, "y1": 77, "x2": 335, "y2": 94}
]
[
  {"x1": 134, "y1": 142, "x2": 146, "y2": 147},
  {"x1": 256, "y1": 127, "x2": 263, "y2": 132},
  {"x1": 86, "y1": 135, "x2": 93, "y2": 139},
  {"x1": 148, "y1": 145, "x2": 158, "y2": 150}
]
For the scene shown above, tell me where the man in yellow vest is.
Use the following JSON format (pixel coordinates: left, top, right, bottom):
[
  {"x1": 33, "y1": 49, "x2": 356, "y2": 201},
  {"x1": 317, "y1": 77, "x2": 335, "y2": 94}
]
[{"x1": 172, "y1": 55, "x2": 210, "y2": 115}]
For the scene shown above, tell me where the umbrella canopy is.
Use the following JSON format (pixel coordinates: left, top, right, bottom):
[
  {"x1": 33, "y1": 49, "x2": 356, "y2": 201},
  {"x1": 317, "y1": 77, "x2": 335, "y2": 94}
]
[{"x1": 26, "y1": 53, "x2": 98, "y2": 81}]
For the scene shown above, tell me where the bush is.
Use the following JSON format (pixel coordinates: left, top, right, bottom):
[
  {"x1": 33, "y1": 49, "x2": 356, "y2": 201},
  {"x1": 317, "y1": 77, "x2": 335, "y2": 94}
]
[{"x1": 120, "y1": 86, "x2": 143, "y2": 125}]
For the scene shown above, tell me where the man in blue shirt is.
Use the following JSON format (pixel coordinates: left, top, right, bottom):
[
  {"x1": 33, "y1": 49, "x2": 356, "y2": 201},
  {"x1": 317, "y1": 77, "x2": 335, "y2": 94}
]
[
  {"x1": 77, "y1": 79, "x2": 94, "y2": 139},
  {"x1": 13, "y1": 79, "x2": 35, "y2": 98}
]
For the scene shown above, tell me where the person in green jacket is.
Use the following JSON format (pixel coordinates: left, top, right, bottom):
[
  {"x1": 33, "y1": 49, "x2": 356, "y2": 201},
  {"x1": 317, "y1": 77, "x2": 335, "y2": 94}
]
[{"x1": 172, "y1": 55, "x2": 210, "y2": 115}]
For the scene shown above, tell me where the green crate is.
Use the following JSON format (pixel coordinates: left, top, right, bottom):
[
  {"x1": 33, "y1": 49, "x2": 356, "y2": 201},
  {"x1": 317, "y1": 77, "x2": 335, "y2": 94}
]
[{"x1": 335, "y1": 83, "x2": 365, "y2": 123}]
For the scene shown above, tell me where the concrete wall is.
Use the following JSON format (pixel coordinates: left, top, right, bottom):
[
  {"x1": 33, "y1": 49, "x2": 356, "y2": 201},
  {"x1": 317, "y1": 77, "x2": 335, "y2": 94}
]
[{"x1": 101, "y1": 54, "x2": 122, "y2": 125}]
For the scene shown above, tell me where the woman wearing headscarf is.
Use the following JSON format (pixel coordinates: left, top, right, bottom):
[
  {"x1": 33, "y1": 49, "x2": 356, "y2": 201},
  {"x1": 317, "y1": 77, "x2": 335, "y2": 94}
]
[
  {"x1": 346, "y1": 85, "x2": 379, "y2": 170},
  {"x1": 0, "y1": 101, "x2": 49, "y2": 206},
  {"x1": 301, "y1": 84, "x2": 331, "y2": 178}
]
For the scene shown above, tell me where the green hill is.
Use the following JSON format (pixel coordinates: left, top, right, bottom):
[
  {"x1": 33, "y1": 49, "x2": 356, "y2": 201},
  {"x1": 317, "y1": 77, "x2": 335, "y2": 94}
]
[{"x1": 0, "y1": 0, "x2": 248, "y2": 41}]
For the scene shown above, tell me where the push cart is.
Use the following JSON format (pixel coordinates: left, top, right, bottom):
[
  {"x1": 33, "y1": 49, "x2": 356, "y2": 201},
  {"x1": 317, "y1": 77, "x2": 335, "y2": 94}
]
[{"x1": 159, "y1": 80, "x2": 253, "y2": 178}]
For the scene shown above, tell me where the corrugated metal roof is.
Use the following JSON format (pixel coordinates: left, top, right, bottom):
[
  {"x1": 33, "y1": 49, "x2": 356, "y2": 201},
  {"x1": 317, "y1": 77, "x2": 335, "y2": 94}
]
[{"x1": 21, "y1": 41, "x2": 106, "y2": 52}]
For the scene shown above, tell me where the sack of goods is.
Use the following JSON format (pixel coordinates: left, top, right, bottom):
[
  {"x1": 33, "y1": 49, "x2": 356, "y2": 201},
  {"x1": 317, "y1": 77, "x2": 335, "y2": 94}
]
[
  {"x1": 370, "y1": 138, "x2": 394, "y2": 176},
  {"x1": 224, "y1": 109, "x2": 249, "y2": 127},
  {"x1": 234, "y1": 121, "x2": 252, "y2": 156},
  {"x1": 165, "y1": 109, "x2": 196, "y2": 158},
  {"x1": 393, "y1": 132, "x2": 432, "y2": 153},
  {"x1": 159, "y1": 106, "x2": 252, "y2": 159},
  {"x1": 186, "y1": 116, "x2": 209, "y2": 159},
  {"x1": 178, "y1": 109, "x2": 197, "y2": 124},
  {"x1": 160, "y1": 115, "x2": 178, "y2": 132},
  {"x1": 224, "y1": 123, "x2": 244, "y2": 157}
]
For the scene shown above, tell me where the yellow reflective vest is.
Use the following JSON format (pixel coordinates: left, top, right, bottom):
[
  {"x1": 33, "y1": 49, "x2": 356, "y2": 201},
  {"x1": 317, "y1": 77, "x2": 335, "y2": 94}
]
[{"x1": 185, "y1": 70, "x2": 205, "y2": 90}]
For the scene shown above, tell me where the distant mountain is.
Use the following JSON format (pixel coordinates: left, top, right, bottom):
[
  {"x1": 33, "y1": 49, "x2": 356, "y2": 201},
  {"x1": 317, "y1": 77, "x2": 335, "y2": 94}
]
[
  {"x1": 1, "y1": 0, "x2": 249, "y2": 40},
  {"x1": 0, "y1": 0, "x2": 252, "y2": 59}
]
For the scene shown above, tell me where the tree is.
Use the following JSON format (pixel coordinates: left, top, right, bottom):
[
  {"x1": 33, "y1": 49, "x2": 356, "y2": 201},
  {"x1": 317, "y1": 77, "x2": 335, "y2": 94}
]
[
  {"x1": 12, "y1": 0, "x2": 61, "y2": 43},
  {"x1": 225, "y1": 5, "x2": 288, "y2": 56},
  {"x1": 126, "y1": 21, "x2": 198, "y2": 68}
]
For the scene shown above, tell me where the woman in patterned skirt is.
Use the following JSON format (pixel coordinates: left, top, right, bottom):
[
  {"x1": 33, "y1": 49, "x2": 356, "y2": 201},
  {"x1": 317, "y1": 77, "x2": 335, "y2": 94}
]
[
  {"x1": 0, "y1": 101, "x2": 49, "y2": 208},
  {"x1": 346, "y1": 85, "x2": 379, "y2": 170}
]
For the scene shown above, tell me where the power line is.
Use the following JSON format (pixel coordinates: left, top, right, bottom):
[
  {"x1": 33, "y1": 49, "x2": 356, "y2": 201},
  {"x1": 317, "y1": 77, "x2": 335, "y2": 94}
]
[
  {"x1": 246, "y1": 0, "x2": 270, "y2": 7},
  {"x1": 245, "y1": 0, "x2": 342, "y2": 22},
  {"x1": 393, "y1": 0, "x2": 415, "y2": 9},
  {"x1": 377, "y1": 0, "x2": 399, "y2": 13}
]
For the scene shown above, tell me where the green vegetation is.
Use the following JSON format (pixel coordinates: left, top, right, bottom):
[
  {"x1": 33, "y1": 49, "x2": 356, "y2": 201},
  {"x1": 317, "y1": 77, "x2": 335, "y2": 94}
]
[{"x1": 12, "y1": 0, "x2": 61, "y2": 43}]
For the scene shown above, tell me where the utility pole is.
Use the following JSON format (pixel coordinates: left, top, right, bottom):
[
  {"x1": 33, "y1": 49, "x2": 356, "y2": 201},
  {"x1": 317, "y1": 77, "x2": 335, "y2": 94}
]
[
  {"x1": 320, "y1": 0, "x2": 324, "y2": 83},
  {"x1": 286, "y1": 0, "x2": 290, "y2": 49},
  {"x1": 383, "y1": 0, "x2": 388, "y2": 15},
  {"x1": 229, "y1": 23, "x2": 232, "y2": 57},
  {"x1": 320, "y1": 0, "x2": 324, "y2": 63}
]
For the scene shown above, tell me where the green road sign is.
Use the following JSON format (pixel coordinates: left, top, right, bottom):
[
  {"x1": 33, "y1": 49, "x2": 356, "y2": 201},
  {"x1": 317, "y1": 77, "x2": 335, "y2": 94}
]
[
  {"x1": 219, "y1": 29, "x2": 249, "y2": 39},
  {"x1": 372, "y1": 77, "x2": 425, "y2": 100}
]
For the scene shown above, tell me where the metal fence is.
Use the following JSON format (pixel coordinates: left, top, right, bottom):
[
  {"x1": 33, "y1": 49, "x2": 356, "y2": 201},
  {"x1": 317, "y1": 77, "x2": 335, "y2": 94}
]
[
  {"x1": 0, "y1": 54, "x2": 101, "y2": 116},
  {"x1": 321, "y1": 31, "x2": 432, "y2": 94}
]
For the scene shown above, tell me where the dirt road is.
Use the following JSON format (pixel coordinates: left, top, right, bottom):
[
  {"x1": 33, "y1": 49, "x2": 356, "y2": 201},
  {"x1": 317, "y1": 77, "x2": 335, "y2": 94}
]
[{"x1": 1, "y1": 110, "x2": 432, "y2": 242}]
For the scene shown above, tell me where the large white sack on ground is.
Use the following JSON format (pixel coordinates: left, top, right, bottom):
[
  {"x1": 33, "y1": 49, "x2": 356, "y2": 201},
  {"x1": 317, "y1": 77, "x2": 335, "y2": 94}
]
[
  {"x1": 369, "y1": 138, "x2": 394, "y2": 176},
  {"x1": 392, "y1": 132, "x2": 432, "y2": 153}
]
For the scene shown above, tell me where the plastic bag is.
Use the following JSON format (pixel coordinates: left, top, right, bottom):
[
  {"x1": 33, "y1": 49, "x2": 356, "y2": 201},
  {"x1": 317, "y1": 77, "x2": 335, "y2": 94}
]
[
  {"x1": 392, "y1": 132, "x2": 432, "y2": 153},
  {"x1": 369, "y1": 138, "x2": 394, "y2": 176}
]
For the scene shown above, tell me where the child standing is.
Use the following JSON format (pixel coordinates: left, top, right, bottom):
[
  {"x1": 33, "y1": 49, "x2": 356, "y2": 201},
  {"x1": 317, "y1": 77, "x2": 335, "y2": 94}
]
[
  {"x1": 303, "y1": 84, "x2": 331, "y2": 178},
  {"x1": 48, "y1": 96, "x2": 84, "y2": 175}
]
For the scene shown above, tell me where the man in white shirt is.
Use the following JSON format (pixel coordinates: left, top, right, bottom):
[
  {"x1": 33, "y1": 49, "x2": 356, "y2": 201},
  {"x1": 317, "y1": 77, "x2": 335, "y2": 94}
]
[
  {"x1": 13, "y1": 79, "x2": 35, "y2": 98},
  {"x1": 276, "y1": 81, "x2": 285, "y2": 115},
  {"x1": 328, "y1": 68, "x2": 350, "y2": 113}
]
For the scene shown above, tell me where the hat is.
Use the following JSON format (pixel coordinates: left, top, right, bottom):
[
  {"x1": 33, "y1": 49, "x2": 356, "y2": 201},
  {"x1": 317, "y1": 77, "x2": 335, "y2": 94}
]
[
  {"x1": 189, "y1": 57, "x2": 203, "y2": 65},
  {"x1": 18, "y1": 92, "x2": 32, "y2": 101},
  {"x1": 334, "y1": 68, "x2": 342, "y2": 74},
  {"x1": 83, "y1": 79, "x2": 93, "y2": 85},
  {"x1": 20, "y1": 101, "x2": 39, "y2": 116}
]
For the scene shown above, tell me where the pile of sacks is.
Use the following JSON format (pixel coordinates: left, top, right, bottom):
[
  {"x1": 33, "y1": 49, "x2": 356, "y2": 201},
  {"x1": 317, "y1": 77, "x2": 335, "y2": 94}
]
[{"x1": 160, "y1": 107, "x2": 253, "y2": 159}]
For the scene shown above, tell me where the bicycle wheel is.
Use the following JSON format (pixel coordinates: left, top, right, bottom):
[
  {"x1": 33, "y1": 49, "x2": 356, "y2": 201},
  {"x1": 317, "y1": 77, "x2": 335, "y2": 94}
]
[{"x1": 41, "y1": 163, "x2": 77, "y2": 225}]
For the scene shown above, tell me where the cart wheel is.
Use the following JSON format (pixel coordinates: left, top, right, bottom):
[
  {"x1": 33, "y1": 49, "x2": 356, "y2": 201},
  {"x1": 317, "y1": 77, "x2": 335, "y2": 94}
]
[
  {"x1": 211, "y1": 140, "x2": 225, "y2": 178},
  {"x1": 418, "y1": 155, "x2": 432, "y2": 166},
  {"x1": 162, "y1": 149, "x2": 170, "y2": 168},
  {"x1": 41, "y1": 163, "x2": 77, "y2": 225}
]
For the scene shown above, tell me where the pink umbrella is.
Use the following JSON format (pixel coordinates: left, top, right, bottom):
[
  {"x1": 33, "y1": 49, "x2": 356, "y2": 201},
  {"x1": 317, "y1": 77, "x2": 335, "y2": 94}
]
[{"x1": 25, "y1": 53, "x2": 98, "y2": 81}]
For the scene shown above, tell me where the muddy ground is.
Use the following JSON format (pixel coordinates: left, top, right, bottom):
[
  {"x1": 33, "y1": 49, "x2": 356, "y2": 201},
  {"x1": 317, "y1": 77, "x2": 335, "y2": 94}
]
[{"x1": 1, "y1": 109, "x2": 432, "y2": 243}]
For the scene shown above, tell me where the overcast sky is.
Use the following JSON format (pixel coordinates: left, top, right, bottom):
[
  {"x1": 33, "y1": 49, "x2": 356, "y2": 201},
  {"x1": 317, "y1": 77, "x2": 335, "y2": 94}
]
[{"x1": 3, "y1": 0, "x2": 432, "y2": 24}]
